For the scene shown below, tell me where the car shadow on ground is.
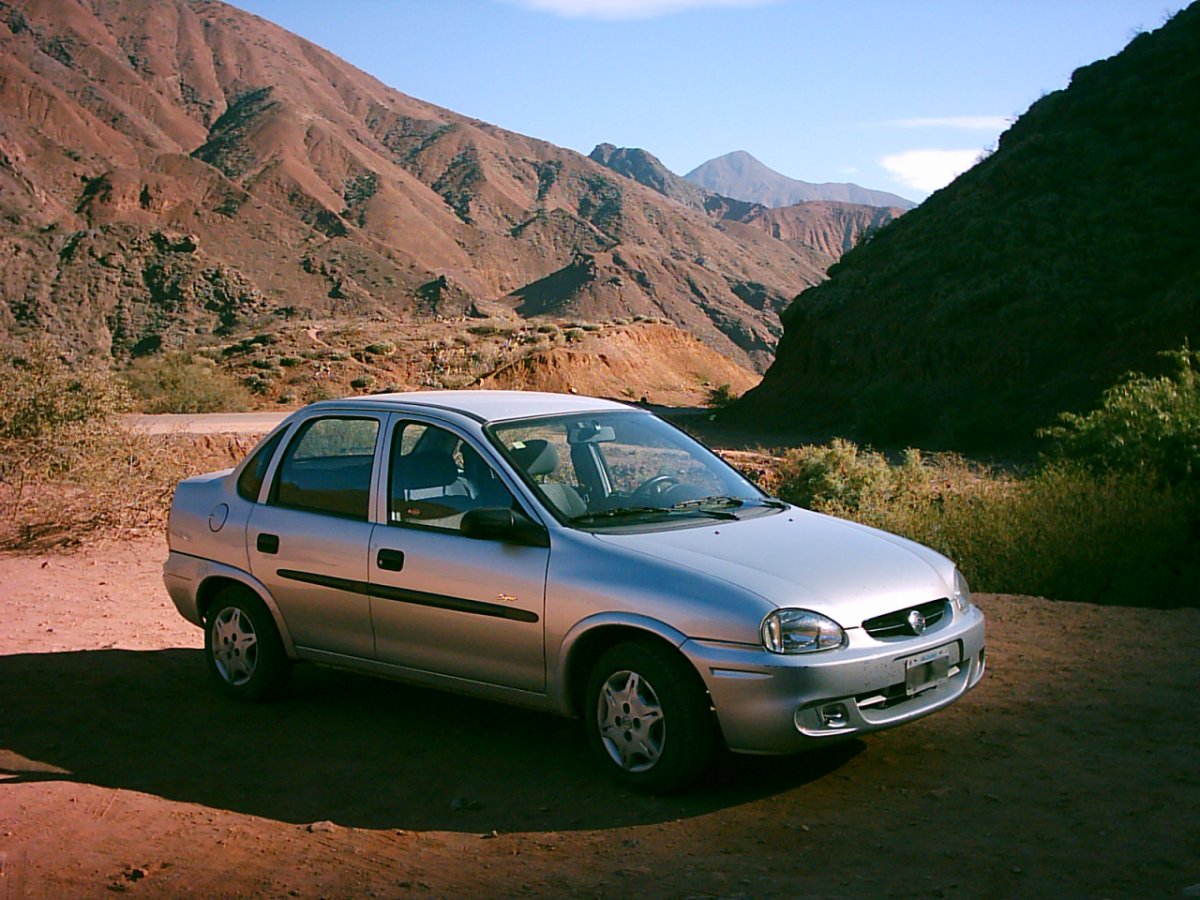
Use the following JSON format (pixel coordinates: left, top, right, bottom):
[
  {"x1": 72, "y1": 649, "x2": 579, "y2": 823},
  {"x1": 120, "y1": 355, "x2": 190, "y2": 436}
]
[{"x1": 0, "y1": 648, "x2": 862, "y2": 832}]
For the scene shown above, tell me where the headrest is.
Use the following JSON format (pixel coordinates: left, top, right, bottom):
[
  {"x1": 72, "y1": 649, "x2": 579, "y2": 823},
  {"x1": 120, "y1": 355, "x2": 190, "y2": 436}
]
[
  {"x1": 509, "y1": 439, "x2": 558, "y2": 476},
  {"x1": 395, "y1": 450, "x2": 458, "y2": 490}
]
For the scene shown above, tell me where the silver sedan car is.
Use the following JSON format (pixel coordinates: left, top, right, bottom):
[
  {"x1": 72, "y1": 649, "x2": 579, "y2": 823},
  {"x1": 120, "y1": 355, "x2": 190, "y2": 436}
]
[{"x1": 164, "y1": 391, "x2": 985, "y2": 792}]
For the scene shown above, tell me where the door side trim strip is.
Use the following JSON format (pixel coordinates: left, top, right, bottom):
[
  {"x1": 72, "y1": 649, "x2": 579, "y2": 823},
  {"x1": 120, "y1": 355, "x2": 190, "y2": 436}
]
[{"x1": 276, "y1": 569, "x2": 539, "y2": 623}]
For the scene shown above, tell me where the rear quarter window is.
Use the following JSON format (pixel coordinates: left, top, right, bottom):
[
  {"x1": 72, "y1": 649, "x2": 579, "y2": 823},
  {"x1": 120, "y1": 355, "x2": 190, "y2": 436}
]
[{"x1": 236, "y1": 429, "x2": 286, "y2": 502}]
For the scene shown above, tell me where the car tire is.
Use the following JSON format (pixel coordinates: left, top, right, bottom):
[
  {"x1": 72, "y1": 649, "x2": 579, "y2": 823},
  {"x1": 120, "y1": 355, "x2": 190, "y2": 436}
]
[
  {"x1": 204, "y1": 585, "x2": 291, "y2": 702},
  {"x1": 584, "y1": 640, "x2": 715, "y2": 793}
]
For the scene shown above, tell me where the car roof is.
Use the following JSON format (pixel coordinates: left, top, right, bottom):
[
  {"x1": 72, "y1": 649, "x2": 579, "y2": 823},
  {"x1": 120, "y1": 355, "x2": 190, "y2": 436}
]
[{"x1": 307, "y1": 390, "x2": 637, "y2": 424}]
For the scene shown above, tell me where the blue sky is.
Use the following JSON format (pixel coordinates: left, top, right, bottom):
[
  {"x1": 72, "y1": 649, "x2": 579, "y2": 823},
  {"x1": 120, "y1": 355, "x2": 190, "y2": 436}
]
[{"x1": 228, "y1": 0, "x2": 1185, "y2": 202}]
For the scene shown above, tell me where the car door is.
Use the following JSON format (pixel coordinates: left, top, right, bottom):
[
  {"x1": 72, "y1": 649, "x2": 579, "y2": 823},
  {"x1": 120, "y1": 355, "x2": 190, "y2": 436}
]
[
  {"x1": 247, "y1": 413, "x2": 382, "y2": 660},
  {"x1": 368, "y1": 418, "x2": 549, "y2": 692}
]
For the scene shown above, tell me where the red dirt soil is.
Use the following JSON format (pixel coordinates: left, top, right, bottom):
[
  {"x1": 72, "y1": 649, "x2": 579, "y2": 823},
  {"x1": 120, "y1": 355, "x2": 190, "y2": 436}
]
[{"x1": 1, "y1": 537, "x2": 1198, "y2": 898}]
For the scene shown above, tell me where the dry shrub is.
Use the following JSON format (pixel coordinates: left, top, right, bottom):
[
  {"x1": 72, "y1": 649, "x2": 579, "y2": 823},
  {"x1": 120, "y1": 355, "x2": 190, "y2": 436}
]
[
  {"x1": 0, "y1": 343, "x2": 191, "y2": 548},
  {"x1": 122, "y1": 352, "x2": 252, "y2": 413}
]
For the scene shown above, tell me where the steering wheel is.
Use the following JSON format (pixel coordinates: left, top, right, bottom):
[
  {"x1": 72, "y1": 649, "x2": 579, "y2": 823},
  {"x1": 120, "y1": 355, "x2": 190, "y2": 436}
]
[{"x1": 630, "y1": 474, "x2": 679, "y2": 503}]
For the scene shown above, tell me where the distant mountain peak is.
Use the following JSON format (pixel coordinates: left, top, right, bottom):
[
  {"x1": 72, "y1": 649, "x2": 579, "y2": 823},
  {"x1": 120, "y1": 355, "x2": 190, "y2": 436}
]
[
  {"x1": 589, "y1": 142, "x2": 905, "y2": 269},
  {"x1": 685, "y1": 151, "x2": 916, "y2": 210}
]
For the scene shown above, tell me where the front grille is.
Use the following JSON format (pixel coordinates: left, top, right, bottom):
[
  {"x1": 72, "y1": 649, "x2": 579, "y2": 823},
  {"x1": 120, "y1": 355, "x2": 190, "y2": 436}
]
[{"x1": 862, "y1": 598, "x2": 948, "y2": 638}]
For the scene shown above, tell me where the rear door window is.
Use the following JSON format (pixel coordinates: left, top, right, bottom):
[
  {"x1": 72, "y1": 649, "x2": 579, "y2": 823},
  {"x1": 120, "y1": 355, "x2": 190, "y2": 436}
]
[{"x1": 270, "y1": 417, "x2": 380, "y2": 520}]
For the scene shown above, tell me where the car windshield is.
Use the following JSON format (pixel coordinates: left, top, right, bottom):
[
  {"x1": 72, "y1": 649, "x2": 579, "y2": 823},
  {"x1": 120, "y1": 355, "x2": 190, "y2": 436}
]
[{"x1": 487, "y1": 410, "x2": 776, "y2": 528}]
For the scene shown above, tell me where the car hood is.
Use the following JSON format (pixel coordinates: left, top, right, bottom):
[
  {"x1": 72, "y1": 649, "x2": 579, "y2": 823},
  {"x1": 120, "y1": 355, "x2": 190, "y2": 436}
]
[{"x1": 592, "y1": 507, "x2": 953, "y2": 628}]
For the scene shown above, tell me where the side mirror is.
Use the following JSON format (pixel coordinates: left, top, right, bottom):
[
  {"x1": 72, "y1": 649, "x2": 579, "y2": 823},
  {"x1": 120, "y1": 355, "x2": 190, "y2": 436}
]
[{"x1": 460, "y1": 507, "x2": 549, "y2": 547}]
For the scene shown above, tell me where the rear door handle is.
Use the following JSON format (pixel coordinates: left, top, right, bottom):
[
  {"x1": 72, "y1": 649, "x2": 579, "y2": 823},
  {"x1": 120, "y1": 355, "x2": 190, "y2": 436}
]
[
  {"x1": 256, "y1": 533, "x2": 279, "y2": 554},
  {"x1": 376, "y1": 549, "x2": 405, "y2": 572}
]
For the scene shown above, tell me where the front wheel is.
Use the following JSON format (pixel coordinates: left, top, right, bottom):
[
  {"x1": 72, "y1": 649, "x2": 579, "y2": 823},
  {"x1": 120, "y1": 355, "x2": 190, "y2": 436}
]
[
  {"x1": 204, "y1": 586, "x2": 291, "y2": 702},
  {"x1": 584, "y1": 641, "x2": 716, "y2": 793}
]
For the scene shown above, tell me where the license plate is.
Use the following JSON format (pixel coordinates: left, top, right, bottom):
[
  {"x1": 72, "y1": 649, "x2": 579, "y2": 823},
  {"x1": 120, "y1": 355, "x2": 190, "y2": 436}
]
[{"x1": 904, "y1": 647, "x2": 951, "y2": 696}]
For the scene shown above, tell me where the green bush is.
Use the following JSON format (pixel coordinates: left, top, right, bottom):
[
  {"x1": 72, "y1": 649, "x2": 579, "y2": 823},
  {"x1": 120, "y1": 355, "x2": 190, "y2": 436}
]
[
  {"x1": 364, "y1": 341, "x2": 396, "y2": 356},
  {"x1": 123, "y1": 353, "x2": 251, "y2": 413},
  {"x1": 705, "y1": 383, "x2": 739, "y2": 409},
  {"x1": 1040, "y1": 343, "x2": 1200, "y2": 484},
  {"x1": 350, "y1": 374, "x2": 376, "y2": 391}
]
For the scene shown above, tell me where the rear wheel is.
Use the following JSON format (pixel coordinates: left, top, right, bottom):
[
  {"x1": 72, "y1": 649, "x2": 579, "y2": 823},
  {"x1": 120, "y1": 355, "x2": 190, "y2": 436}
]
[
  {"x1": 584, "y1": 640, "x2": 715, "y2": 793},
  {"x1": 204, "y1": 586, "x2": 291, "y2": 702}
]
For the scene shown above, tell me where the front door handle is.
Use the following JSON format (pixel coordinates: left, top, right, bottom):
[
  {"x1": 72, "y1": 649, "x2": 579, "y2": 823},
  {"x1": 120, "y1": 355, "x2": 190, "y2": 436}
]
[
  {"x1": 376, "y1": 549, "x2": 405, "y2": 572},
  {"x1": 257, "y1": 533, "x2": 279, "y2": 554}
]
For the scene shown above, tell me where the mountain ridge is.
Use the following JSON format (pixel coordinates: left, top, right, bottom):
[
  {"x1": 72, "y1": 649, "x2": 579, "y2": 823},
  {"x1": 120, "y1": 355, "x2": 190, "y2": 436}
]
[
  {"x1": 736, "y1": 4, "x2": 1200, "y2": 448},
  {"x1": 0, "y1": 0, "x2": 835, "y2": 372},
  {"x1": 588, "y1": 143, "x2": 904, "y2": 274},
  {"x1": 685, "y1": 150, "x2": 916, "y2": 210}
]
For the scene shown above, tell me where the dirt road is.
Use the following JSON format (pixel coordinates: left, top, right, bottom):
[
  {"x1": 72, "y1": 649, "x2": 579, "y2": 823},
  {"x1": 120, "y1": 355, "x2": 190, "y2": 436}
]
[
  {"x1": 1, "y1": 538, "x2": 1198, "y2": 897},
  {"x1": 123, "y1": 413, "x2": 289, "y2": 436}
]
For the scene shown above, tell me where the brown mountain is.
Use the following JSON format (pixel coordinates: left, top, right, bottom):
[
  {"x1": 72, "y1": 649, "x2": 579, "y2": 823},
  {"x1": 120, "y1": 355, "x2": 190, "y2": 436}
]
[
  {"x1": 0, "y1": 0, "x2": 830, "y2": 373},
  {"x1": 589, "y1": 143, "x2": 904, "y2": 272},
  {"x1": 685, "y1": 151, "x2": 916, "y2": 210},
  {"x1": 737, "y1": 4, "x2": 1200, "y2": 449}
]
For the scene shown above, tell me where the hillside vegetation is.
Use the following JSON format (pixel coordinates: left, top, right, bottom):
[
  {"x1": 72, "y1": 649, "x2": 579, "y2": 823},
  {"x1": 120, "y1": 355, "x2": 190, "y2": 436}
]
[
  {"x1": 745, "y1": 345, "x2": 1200, "y2": 606},
  {"x1": 739, "y1": 4, "x2": 1200, "y2": 450}
]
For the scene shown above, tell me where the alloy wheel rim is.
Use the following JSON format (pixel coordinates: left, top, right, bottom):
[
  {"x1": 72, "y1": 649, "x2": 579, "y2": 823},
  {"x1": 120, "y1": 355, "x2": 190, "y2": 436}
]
[
  {"x1": 597, "y1": 669, "x2": 665, "y2": 772},
  {"x1": 211, "y1": 606, "x2": 259, "y2": 686}
]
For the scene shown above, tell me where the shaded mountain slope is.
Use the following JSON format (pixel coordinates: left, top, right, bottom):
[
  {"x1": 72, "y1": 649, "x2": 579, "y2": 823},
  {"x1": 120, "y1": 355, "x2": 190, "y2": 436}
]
[
  {"x1": 737, "y1": 4, "x2": 1200, "y2": 448},
  {"x1": 685, "y1": 150, "x2": 915, "y2": 209},
  {"x1": 0, "y1": 0, "x2": 827, "y2": 370}
]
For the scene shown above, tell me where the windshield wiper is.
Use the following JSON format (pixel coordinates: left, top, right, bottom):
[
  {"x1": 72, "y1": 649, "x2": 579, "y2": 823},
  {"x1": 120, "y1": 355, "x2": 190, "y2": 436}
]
[
  {"x1": 668, "y1": 496, "x2": 743, "y2": 519},
  {"x1": 569, "y1": 505, "x2": 672, "y2": 525},
  {"x1": 570, "y1": 501, "x2": 739, "y2": 525}
]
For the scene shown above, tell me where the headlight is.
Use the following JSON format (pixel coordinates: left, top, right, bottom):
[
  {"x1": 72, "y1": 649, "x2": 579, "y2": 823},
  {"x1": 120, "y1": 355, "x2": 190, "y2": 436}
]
[
  {"x1": 952, "y1": 569, "x2": 972, "y2": 612},
  {"x1": 761, "y1": 609, "x2": 845, "y2": 654}
]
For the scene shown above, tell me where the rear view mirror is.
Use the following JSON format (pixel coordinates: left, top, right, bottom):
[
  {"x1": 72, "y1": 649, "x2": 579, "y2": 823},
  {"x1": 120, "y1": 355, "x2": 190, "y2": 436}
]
[
  {"x1": 460, "y1": 507, "x2": 549, "y2": 547},
  {"x1": 568, "y1": 422, "x2": 616, "y2": 444}
]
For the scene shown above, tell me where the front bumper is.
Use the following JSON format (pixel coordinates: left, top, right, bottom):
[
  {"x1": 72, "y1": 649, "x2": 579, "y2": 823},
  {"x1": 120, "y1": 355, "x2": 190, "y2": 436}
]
[{"x1": 682, "y1": 605, "x2": 986, "y2": 754}]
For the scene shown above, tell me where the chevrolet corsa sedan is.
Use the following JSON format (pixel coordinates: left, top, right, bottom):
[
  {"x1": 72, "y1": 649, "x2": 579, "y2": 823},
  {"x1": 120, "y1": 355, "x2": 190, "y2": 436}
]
[{"x1": 164, "y1": 391, "x2": 986, "y2": 792}]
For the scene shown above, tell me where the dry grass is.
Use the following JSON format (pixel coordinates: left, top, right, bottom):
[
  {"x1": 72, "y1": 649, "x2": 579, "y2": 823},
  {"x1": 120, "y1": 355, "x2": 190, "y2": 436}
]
[{"x1": 0, "y1": 343, "x2": 253, "y2": 549}]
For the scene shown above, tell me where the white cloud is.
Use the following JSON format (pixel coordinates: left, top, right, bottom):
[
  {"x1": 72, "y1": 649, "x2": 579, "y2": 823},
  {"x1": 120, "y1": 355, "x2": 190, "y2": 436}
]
[
  {"x1": 879, "y1": 149, "x2": 982, "y2": 193},
  {"x1": 505, "y1": 0, "x2": 776, "y2": 20},
  {"x1": 887, "y1": 116, "x2": 1013, "y2": 131}
]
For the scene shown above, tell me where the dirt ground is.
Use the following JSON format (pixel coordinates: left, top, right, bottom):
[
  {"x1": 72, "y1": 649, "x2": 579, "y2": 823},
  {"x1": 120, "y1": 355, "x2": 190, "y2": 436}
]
[{"x1": 1, "y1": 537, "x2": 1198, "y2": 898}]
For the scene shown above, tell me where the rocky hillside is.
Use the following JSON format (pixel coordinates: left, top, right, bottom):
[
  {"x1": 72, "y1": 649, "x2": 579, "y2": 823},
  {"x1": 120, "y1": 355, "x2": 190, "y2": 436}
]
[
  {"x1": 0, "y1": 0, "x2": 832, "y2": 373},
  {"x1": 476, "y1": 321, "x2": 757, "y2": 405},
  {"x1": 588, "y1": 143, "x2": 711, "y2": 210},
  {"x1": 685, "y1": 151, "x2": 915, "y2": 209},
  {"x1": 737, "y1": 4, "x2": 1200, "y2": 448},
  {"x1": 589, "y1": 143, "x2": 904, "y2": 272}
]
